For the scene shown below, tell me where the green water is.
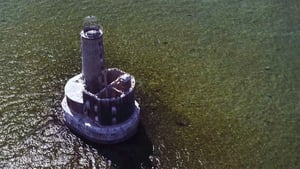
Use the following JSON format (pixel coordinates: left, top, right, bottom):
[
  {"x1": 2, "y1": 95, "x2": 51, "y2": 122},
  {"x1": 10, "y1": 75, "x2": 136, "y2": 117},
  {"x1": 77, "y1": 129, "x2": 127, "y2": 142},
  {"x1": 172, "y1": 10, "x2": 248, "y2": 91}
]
[{"x1": 0, "y1": 0, "x2": 299, "y2": 168}]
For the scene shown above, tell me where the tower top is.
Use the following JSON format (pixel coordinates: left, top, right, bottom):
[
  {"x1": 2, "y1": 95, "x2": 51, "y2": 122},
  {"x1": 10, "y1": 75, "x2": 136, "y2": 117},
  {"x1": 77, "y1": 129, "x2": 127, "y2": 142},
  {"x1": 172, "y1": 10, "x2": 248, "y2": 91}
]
[{"x1": 81, "y1": 16, "x2": 103, "y2": 39}]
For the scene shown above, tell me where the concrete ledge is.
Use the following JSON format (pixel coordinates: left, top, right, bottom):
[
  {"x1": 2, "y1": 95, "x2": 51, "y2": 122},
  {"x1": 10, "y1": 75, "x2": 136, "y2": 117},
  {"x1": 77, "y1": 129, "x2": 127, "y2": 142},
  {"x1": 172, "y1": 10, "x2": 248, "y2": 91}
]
[{"x1": 62, "y1": 97, "x2": 140, "y2": 144}]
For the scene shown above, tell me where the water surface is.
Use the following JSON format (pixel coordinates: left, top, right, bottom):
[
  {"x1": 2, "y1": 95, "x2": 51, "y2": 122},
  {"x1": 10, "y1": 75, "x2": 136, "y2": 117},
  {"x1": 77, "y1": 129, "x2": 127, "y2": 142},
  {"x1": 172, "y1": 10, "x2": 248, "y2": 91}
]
[{"x1": 0, "y1": 0, "x2": 299, "y2": 168}]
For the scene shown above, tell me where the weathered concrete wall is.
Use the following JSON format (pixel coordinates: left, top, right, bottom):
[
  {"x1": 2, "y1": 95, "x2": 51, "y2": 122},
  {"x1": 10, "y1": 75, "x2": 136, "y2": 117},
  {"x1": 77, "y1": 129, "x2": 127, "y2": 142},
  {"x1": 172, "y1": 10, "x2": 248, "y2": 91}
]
[{"x1": 81, "y1": 29, "x2": 105, "y2": 93}]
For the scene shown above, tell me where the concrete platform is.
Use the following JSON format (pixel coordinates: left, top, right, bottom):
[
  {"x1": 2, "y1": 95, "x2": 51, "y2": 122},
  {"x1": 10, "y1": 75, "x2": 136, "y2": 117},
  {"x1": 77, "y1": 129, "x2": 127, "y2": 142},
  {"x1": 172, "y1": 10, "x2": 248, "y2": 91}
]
[{"x1": 62, "y1": 97, "x2": 140, "y2": 144}]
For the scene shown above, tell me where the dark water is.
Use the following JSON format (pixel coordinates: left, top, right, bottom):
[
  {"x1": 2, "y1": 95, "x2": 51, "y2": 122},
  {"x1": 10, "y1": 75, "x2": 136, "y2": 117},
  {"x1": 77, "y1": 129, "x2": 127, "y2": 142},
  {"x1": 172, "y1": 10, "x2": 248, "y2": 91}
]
[{"x1": 0, "y1": 0, "x2": 299, "y2": 168}]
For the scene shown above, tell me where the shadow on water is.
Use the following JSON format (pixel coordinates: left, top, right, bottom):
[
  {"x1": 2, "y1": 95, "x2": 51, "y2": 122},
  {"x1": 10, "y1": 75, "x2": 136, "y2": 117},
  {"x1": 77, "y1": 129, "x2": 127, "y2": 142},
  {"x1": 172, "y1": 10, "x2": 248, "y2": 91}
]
[{"x1": 72, "y1": 124, "x2": 153, "y2": 169}]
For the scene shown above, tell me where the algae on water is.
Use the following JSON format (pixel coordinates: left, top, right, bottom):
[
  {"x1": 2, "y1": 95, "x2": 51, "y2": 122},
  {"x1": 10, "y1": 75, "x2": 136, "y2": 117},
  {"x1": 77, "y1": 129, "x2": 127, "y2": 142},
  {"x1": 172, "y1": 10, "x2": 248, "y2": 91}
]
[{"x1": 0, "y1": 0, "x2": 299, "y2": 168}]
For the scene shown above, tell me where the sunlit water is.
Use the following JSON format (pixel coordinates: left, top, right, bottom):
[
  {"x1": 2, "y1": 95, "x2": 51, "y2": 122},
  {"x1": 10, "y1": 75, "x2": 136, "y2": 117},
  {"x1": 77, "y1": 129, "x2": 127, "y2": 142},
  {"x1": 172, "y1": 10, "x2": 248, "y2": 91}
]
[{"x1": 0, "y1": 0, "x2": 299, "y2": 168}]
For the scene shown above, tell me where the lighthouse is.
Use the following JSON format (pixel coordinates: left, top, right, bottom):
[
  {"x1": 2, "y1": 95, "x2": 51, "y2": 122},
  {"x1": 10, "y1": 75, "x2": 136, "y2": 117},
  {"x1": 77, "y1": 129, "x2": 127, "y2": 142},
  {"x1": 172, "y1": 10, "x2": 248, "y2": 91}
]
[{"x1": 61, "y1": 16, "x2": 140, "y2": 144}]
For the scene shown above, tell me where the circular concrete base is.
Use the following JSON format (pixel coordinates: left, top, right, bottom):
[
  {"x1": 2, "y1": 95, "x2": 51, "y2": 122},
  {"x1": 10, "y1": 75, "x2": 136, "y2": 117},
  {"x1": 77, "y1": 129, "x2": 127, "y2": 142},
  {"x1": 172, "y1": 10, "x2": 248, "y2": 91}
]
[{"x1": 61, "y1": 97, "x2": 140, "y2": 144}]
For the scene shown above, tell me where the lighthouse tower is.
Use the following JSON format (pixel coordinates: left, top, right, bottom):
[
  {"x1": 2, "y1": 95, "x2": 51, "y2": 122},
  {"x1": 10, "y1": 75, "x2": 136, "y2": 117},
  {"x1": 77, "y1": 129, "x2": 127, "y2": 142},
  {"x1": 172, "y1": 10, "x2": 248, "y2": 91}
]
[
  {"x1": 81, "y1": 16, "x2": 106, "y2": 93},
  {"x1": 61, "y1": 16, "x2": 140, "y2": 144}
]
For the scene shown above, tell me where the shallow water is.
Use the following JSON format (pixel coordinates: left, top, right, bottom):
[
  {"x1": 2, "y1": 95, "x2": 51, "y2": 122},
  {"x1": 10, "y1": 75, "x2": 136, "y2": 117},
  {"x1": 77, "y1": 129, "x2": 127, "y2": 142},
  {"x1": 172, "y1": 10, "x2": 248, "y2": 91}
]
[{"x1": 0, "y1": 0, "x2": 299, "y2": 168}]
